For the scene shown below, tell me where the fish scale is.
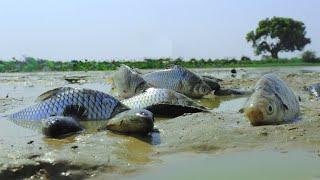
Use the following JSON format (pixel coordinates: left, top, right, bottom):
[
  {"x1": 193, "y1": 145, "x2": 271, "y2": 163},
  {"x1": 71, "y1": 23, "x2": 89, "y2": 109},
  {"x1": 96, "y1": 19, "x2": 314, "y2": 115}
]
[
  {"x1": 10, "y1": 88, "x2": 129, "y2": 121},
  {"x1": 142, "y1": 66, "x2": 210, "y2": 98},
  {"x1": 121, "y1": 88, "x2": 205, "y2": 110}
]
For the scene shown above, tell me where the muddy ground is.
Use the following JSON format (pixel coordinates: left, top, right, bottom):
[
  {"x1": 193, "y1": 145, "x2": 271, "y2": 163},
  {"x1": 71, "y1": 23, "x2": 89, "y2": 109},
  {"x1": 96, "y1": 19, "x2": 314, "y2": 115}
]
[{"x1": 0, "y1": 67, "x2": 320, "y2": 179}]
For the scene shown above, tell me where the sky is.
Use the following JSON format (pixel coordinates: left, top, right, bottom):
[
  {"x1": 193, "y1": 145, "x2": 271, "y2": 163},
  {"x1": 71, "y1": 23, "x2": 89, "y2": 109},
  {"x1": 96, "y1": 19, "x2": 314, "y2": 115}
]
[{"x1": 0, "y1": 0, "x2": 319, "y2": 61}]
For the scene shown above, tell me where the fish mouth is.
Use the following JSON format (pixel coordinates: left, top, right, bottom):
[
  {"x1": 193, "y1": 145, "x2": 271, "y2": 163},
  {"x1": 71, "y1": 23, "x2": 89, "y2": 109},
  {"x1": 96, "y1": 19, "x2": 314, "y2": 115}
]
[{"x1": 244, "y1": 107, "x2": 264, "y2": 126}]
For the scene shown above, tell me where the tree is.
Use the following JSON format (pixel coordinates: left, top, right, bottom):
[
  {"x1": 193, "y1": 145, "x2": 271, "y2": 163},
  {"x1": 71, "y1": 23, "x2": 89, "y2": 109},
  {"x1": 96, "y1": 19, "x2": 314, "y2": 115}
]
[
  {"x1": 246, "y1": 17, "x2": 311, "y2": 59},
  {"x1": 302, "y1": 51, "x2": 318, "y2": 63}
]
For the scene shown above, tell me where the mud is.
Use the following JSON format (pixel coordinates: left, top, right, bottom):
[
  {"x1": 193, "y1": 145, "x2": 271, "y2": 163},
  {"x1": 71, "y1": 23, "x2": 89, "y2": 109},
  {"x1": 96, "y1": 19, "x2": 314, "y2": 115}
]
[{"x1": 0, "y1": 67, "x2": 320, "y2": 179}]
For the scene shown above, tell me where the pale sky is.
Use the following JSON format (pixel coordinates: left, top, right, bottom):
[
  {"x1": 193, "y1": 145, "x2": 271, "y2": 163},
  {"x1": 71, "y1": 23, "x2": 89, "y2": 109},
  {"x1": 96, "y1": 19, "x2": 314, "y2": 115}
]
[{"x1": 0, "y1": 0, "x2": 319, "y2": 61}]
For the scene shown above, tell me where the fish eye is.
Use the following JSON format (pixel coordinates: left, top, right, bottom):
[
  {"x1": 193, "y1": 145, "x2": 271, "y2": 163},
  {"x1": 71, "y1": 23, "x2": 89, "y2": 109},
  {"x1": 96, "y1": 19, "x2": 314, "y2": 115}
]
[
  {"x1": 136, "y1": 111, "x2": 147, "y2": 117},
  {"x1": 201, "y1": 86, "x2": 209, "y2": 93},
  {"x1": 267, "y1": 104, "x2": 273, "y2": 114}
]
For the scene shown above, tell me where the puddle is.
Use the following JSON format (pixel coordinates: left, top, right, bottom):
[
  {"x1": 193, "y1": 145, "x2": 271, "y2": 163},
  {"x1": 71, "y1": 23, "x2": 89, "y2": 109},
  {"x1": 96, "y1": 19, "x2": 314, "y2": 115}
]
[
  {"x1": 197, "y1": 95, "x2": 248, "y2": 112},
  {"x1": 129, "y1": 150, "x2": 320, "y2": 180}
]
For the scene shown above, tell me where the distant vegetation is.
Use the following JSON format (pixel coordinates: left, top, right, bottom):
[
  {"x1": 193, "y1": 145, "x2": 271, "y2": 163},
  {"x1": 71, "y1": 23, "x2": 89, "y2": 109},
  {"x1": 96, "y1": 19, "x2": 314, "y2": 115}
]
[
  {"x1": 246, "y1": 17, "x2": 311, "y2": 58},
  {"x1": 0, "y1": 56, "x2": 320, "y2": 72},
  {"x1": 302, "y1": 51, "x2": 318, "y2": 63}
]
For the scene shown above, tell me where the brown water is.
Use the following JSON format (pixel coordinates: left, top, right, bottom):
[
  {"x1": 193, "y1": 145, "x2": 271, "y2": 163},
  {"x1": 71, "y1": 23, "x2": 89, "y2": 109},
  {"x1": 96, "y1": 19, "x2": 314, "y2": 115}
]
[
  {"x1": 1, "y1": 67, "x2": 320, "y2": 179},
  {"x1": 126, "y1": 150, "x2": 320, "y2": 180}
]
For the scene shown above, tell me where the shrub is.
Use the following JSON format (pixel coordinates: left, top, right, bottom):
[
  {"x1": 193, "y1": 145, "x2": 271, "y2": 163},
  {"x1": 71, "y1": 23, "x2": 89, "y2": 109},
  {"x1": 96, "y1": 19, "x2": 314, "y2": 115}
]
[
  {"x1": 240, "y1": 56, "x2": 251, "y2": 61},
  {"x1": 302, "y1": 51, "x2": 318, "y2": 62}
]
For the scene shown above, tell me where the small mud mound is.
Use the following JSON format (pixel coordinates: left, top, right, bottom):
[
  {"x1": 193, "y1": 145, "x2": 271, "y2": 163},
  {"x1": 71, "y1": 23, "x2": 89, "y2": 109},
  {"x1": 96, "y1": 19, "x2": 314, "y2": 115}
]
[{"x1": 0, "y1": 160, "x2": 110, "y2": 180}]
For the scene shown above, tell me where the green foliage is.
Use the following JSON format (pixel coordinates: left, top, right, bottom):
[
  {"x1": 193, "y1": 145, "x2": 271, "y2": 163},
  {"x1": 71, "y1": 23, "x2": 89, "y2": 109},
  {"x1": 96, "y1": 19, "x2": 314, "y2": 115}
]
[
  {"x1": 240, "y1": 56, "x2": 251, "y2": 61},
  {"x1": 246, "y1": 17, "x2": 311, "y2": 58},
  {"x1": 302, "y1": 51, "x2": 318, "y2": 63},
  {"x1": 0, "y1": 56, "x2": 319, "y2": 73}
]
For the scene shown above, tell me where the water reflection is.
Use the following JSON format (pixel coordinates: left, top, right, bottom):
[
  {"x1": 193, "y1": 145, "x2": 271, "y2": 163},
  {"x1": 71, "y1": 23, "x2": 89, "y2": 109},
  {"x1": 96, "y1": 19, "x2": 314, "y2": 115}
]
[
  {"x1": 198, "y1": 94, "x2": 249, "y2": 112},
  {"x1": 198, "y1": 95, "x2": 240, "y2": 109},
  {"x1": 109, "y1": 132, "x2": 156, "y2": 164}
]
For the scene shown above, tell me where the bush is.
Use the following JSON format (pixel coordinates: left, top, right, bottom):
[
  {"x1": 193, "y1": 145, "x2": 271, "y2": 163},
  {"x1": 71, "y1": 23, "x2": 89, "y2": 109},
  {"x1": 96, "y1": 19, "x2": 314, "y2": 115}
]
[
  {"x1": 240, "y1": 56, "x2": 251, "y2": 61},
  {"x1": 302, "y1": 51, "x2": 318, "y2": 62}
]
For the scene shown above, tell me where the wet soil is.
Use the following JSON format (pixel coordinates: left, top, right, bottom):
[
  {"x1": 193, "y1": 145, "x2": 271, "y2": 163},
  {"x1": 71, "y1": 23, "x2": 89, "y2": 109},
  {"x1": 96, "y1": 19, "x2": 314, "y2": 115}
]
[{"x1": 1, "y1": 67, "x2": 320, "y2": 179}]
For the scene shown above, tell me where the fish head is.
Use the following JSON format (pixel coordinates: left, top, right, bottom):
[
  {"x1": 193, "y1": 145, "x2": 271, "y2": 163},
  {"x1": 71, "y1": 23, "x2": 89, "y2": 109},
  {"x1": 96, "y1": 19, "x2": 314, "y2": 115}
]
[
  {"x1": 192, "y1": 82, "x2": 211, "y2": 98},
  {"x1": 42, "y1": 116, "x2": 83, "y2": 138},
  {"x1": 112, "y1": 65, "x2": 148, "y2": 98},
  {"x1": 244, "y1": 93, "x2": 282, "y2": 126},
  {"x1": 106, "y1": 109, "x2": 154, "y2": 134}
]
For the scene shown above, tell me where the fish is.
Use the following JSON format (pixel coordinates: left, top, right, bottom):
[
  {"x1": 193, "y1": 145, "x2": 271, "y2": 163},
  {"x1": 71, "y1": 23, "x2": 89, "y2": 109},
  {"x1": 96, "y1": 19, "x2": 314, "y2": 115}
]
[
  {"x1": 9, "y1": 87, "x2": 154, "y2": 137},
  {"x1": 142, "y1": 65, "x2": 211, "y2": 98},
  {"x1": 111, "y1": 65, "x2": 150, "y2": 99},
  {"x1": 10, "y1": 87, "x2": 128, "y2": 121},
  {"x1": 243, "y1": 74, "x2": 300, "y2": 126},
  {"x1": 307, "y1": 83, "x2": 320, "y2": 98},
  {"x1": 202, "y1": 77, "x2": 221, "y2": 91},
  {"x1": 201, "y1": 75, "x2": 223, "y2": 83},
  {"x1": 121, "y1": 88, "x2": 208, "y2": 117},
  {"x1": 214, "y1": 88, "x2": 253, "y2": 96},
  {"x1": 102, "y1": 109, "x2": 154, "y2": 134}
]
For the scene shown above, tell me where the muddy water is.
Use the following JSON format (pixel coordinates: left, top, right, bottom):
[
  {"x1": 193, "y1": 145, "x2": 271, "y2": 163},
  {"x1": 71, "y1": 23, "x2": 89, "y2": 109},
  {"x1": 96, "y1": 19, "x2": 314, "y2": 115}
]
[
  {"x1": 126, "y1": 150, "x2": 320, "y2": 180},
  {"x1": 1, "y1": 67, "x2": 320, "y2": 179}
]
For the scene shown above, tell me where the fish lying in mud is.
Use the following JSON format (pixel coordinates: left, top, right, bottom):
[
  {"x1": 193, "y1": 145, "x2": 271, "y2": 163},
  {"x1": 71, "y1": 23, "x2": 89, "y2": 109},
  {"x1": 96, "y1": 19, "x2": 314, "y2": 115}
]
[
  {"x1": 142, "y1": 65, "x2": 211, "y2": 98},
  {"x1": 214, "y1": 88, "x2": 253, "y2": 96},
  {"x1": 111, "y1": 65, "x2": 150, "y2": 99},
  {"x1": 243, "y1": 74, "x2": 300, "y2": 126},
  {"x1": 100, "y1": 109, "x2": 154, "y2": 134},
  {"x1": 307, "y1": 83, "x2": 320, "y2": 99},
  {"x1": 9, "y1": 87, "x2": 154, "y2": 138},
  {"x1": 201, "y1": 75, "x2": 223, "y2": 83},
  {"x1": 121, "y1": 88, "x2": 208, "y2": 117},
  {"x1": 202, "y1": 76, "x2": 221, "y2": 92}
]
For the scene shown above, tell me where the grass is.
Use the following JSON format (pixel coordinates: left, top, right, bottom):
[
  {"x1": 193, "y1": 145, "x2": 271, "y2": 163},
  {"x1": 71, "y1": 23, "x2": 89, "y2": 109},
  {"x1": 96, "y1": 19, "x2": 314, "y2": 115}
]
[{"x1": 0, "y1": 57, "x2": 320, "y2": 72}]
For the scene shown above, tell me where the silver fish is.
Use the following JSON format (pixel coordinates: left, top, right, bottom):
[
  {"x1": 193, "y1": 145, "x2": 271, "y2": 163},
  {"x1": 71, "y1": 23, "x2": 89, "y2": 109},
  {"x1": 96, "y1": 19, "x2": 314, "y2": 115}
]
[
  {"x1": 244, "y1": 74, "x2": 300, "y2": 125},
  {"x1": 142, "y1": 65, "x2": 211, "y2": 98},
  {"x1": 111, "y1": 65, "x2": 150, "y2": 99},
  {"x1": 10, "y1": 87, "x2": 128, "y2": 121},
  {"x1": 214, "y1": 88, "x2": 253, "y2": 96},
  {"x1": 202, "y1": 77, "x2": 220, "y2": 91},
  {"x1": 9, "y1": 87, "x2": 155, "y2": 137},
  {"x1": 121, "y1": 88, "x2": 207, "y2": 117}
]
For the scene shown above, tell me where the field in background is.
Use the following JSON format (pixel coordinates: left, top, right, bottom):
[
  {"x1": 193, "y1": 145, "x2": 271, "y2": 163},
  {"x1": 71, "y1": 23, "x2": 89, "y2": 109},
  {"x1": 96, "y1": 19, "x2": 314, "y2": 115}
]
[{"x1": 1, "y1": 57, "x2": 320, "y2": 72}]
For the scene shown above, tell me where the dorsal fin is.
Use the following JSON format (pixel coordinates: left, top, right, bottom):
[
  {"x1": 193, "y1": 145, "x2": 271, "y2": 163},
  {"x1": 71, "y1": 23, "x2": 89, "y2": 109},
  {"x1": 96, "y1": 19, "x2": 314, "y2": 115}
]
[
  {"x1": 172, "y1": 65, "x2": 182, "y2": 69},
  {"x1": 36, "y1": 87, "x2": 74, "y2": 102},
  {"x1": 63, "y1": 105, "x2": 87, "y2": 120}
]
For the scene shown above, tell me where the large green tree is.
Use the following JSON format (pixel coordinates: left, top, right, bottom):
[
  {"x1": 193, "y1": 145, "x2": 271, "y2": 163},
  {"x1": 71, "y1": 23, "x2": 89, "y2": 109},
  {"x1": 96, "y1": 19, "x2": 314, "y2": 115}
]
[{"x1": 246, "y1": 17, "x2": 311, "y2": 58}]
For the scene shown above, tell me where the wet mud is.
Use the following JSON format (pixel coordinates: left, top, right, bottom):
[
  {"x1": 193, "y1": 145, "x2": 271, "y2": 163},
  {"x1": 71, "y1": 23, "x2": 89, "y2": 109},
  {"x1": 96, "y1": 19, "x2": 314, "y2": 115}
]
[{"x1": 1, "y1": 67, "x2": 320, "y2": 179}]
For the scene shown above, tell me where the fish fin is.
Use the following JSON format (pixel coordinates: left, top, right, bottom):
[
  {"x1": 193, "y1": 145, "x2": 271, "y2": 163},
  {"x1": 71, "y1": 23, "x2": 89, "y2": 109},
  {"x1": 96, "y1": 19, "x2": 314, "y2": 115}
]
[
  {"x1": 274, "y1": 92, "x2": 289, "y2": 111},
  {"x1": 171, "y1": 65, "x2": 183, "y2": 69},
  {"x1": 282, "y1": 104, "x2": 289, "y2": 110},
  {"x1": 36, "y1": 87, "x2": 74, "y2": 102},
  {"x1": 63, "y1": 105, "x2": 87, "y2": 120}
]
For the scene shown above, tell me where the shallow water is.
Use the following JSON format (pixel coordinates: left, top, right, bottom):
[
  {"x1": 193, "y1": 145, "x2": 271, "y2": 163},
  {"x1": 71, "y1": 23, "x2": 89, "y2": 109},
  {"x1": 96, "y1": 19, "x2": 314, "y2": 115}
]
[
  {"x1": 128, "y1": 150, "x2": 320, "y2": 180},
  {"x1": 1, "y1": 67, "x2": 320, "y2": 179}
]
